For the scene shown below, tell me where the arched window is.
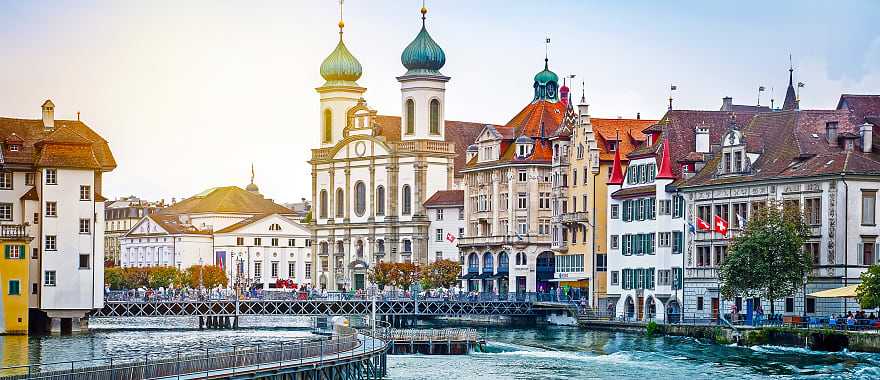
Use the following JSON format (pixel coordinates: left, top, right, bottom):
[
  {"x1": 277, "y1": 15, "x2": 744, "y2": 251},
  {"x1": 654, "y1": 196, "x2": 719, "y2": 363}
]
[
  {"x1": 376, "y1": 186, "x2": 385, "y2": 216},
  {"x1": 354, "y1": 181, "x2": 366, "y2": 217},
  {"x1": 356, "y1": 240, "x2": 364, "y2": 257},
  {"x1": 319, "y1": 190, "x2": 328, "y2": 219},
  {"x1": 468, "y1": 253, "x2": 479, "y2": 272},
  {"x1": 405, "y1": 99, "x2": 415, "y2": 135},
  {"x1": 335, "y1": 188, "x2": 344, "y2": 218},
  {"x1": 377, "y1": 239, "x2": 385, "y2": 254},
  {"x1": 430, "y1": 99, "x2": 440, "y2": 134},
  {"x1": 482, "y1": 252, "x2": 494, "y2": 273},
  {"x1": 336, "y1": 241, "x2": 345, "y2": 255},
  {"x1": 402, "y1": 185, "x2": 412, "y2": 215},
  {"x1": 402, "y1": 239, "x2": 412, "y2": 253},
  {"x1": 498, "y1": 252, "x2": 509, "y2": 271},
  {"x1": 320, "y1": 242, "x2": 329, "y2": 255},
  {"x1": 323, "y1": 109, "x2": 332, "y2": 143}
]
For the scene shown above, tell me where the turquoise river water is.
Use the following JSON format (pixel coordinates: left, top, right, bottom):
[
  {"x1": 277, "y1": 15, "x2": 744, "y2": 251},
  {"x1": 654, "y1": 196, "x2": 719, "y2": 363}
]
[{"x1": 1, "y1": 317, "x2": 878, "y2": 379}]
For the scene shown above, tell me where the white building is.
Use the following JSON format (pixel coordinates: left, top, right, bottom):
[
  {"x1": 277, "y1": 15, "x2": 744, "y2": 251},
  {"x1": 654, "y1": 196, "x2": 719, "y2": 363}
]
[
  {"x1": 0, "y1": 99, "x2": 116, "y2": 332},
  {"x1": 309, "y1": 6, "x2": 483, "y2": 291},
  {"x1": 121, "y1": 184, "x2": 311, "y2": 288},
  {"x1": 424, "y1": 190, "x2": 464, "y2": 263},
  {"x1": 104, "y1": 196, "x2": 164, "y2": 266}
]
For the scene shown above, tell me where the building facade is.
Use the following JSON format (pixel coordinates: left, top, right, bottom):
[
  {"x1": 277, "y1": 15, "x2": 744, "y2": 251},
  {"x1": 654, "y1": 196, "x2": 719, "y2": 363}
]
[
  {"x1": 104, "y1": 196, "x2": 164, "y2": 266},
  {"x1": 309, "y1": 7, "x2": 483, "y2": 291},
  {"x1": 0, "y1": 100, "x2": 115, "y2": 333},
  {"x1": 424, "y1": 190, "x2": 464, "y2": 263},
  {"x1": 0, "y1": 229, "x2": 30, "y2": 334}
]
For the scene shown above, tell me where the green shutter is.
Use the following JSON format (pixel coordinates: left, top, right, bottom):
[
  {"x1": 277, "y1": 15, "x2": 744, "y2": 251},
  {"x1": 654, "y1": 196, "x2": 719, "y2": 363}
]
[
  {"x1": 3, "y1": 245, "x2": 9, "y2": 259},
  {"x1": 648, "y1": 233, "x2": 655, "y2": 254},
  {"x1": 18, "y1": 245, "x2": 25, "y2": 259}
]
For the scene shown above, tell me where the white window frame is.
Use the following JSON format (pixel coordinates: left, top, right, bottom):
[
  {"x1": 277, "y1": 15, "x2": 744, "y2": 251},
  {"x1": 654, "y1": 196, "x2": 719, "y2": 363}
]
[{"x1": 45, "y1": 169, "x2": 57, "y2": 185}]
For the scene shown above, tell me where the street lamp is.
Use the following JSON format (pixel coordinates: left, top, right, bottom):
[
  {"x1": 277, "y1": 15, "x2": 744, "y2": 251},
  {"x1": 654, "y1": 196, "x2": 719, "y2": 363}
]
[{"x1": 198, "y1": 257, "x2": 204, "y2": 289}]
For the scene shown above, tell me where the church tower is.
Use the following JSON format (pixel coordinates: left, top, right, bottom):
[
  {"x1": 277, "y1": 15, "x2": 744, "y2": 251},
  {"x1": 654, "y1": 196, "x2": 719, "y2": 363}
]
[
  {"x1": 398, "y1": 4, "x2": 448, "y2": 141},
  {"x1": 316, "y1": 4, "x2": 365, "y2": 148}
]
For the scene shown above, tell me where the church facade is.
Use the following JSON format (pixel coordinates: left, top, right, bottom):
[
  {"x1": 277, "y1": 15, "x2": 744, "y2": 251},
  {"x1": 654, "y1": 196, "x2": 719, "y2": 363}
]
[{"x1": 309, "y1": 6, "x2": 483, "y2": 291}]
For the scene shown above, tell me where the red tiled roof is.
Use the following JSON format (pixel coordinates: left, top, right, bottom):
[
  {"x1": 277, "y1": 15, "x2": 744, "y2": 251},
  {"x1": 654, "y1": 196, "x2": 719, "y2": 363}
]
[
  {"x1": 592, "y1": 118, "x2": 656, "y2": 161},
  {"x1": 505, "y1": 100, "x2": 567, "y2": 138},
  {"x1": 837, "y1": 94, "x2": 880, "y2": 121},
  {"x1": 0, "y1": 117, "x2": 115, "y2": 170},
  {"x1": 424, "y1": 190, "x2": 464, "y2": 207}
]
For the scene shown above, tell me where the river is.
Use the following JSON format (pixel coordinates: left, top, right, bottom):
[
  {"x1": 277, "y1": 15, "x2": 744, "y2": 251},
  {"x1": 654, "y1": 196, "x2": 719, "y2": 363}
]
[{"x1": 1, "y1": 317, "x2": 878, "y2": 379}]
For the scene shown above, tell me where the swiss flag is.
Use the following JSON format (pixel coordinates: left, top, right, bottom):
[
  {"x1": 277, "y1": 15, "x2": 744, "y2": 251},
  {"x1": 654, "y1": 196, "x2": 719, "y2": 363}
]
[
  {"x1": 696, "y1": 217, "x2": 711, "y2": 231},
  {"x1": 714, "y1": 215, "x2": 729, "y2": 236},
  {"x1": 446, "y1": 232, "x2": 456, "y2": 243}
]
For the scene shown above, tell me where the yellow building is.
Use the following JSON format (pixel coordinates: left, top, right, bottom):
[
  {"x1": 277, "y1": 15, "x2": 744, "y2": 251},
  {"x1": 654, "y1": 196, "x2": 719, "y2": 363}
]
[{"x1": 0, "y1": 231, "x2": 30, "y2": 334}]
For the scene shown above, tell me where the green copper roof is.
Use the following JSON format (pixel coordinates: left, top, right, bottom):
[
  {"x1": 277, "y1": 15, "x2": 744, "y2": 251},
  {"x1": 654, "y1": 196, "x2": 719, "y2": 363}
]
[
  {"x1": 533, "y1": 59, "x2": 558, "y2": 84},
  {"x1": 320, "y1": 35, "x2": 362, "y2": 87},
  {"x1": 401, "y1": 23, "x2": 446, "y2": 76}
]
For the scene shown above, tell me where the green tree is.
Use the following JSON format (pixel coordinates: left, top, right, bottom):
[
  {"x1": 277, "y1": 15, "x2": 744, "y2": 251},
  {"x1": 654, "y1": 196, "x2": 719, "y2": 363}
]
[
  {"x1": 857, "y1": 264, "x2": 880, "y2": 309},
  {"x1": 368, "y1": 262, "x2": 396, "y2": 289},
  {"x1": 420, "y1": 259, "x2": 461, "y2": 289},
  {"x1": 122, "y1": 267, "x2": 150, "y2": 289},
  {"x1": 185, "y1": 265, "x2": 228, "y2": 288},
  {"x1": 148, "y1": 267, "x2": 182, "y2": 288},
  {"x1": 719, "y1": 201, "x2": 812, "y2": 314},
  {"x1": 301, "y1": 211, "x2": 312, "y2": 224},
  {"x1": 104, "y1": 267, "x2": 125, "y2": 290}
]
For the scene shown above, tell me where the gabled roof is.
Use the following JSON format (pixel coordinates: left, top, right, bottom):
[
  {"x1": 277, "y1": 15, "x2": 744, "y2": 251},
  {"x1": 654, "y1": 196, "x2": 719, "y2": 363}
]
[
  {"x1": 837, "y1": 94, "x2": 880, "y2": 121},
  {"x1": 592, "y1": 118, "x2": 656, "y2": 161},
  {"x1": 214, "y1": 213, "x2": 307, "y2": 234},
  {"x1": 161, "y1": 186, "x2": 294, "y2": 215},
  {"x1": 505, "y1": 100, "x2": 567, "y2": 138},
  {"x1": 126, "y1": 213, "x2": 212, "y2": 237},
  {"x1": 0, "y1": 118, "x2": 115, "y2": 170},
  {"x1": 20, "y1": 187, "x2": 38, "y2": 201},
  {"x1": 424, "y1": 190, "x2": 464, "y2": 207}
]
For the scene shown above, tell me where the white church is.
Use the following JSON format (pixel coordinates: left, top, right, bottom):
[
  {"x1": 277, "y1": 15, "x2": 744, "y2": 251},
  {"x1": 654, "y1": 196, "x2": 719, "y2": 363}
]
[{"x1": 309, "y1": 5, "x2": 483, "y2": 291}]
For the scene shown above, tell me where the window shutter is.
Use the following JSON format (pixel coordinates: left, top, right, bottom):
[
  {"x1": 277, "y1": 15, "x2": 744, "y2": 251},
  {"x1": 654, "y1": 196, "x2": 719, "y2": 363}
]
[
  {"x1": 858, "y1": 243, "x2": 864, "y2": 265},
  {"x1": 18, "y1": 245, "x2": 25, "y2": 259},
  {"x1": 3, "y1": 245, "x2": 8, "y2": 259},
  {"x1": 649, "y1": 234, "x2": 655, "y2": 254},
  {"x1": 875, "y1": 243, "x2": 880, "y2": 264}
]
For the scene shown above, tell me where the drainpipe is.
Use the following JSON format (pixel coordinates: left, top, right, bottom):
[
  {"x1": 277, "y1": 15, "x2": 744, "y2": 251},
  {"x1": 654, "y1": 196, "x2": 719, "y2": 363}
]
[
  {"x1": 841, "y1": 175, "x2": 849, "y2": 313},
  {"x1": 591, "y1": 169, "x2": 599, "y2": 309}
]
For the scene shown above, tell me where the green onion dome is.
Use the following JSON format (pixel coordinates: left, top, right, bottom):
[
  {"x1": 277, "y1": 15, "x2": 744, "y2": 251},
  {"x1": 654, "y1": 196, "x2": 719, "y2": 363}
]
[
  {"x1": 534, "y1": 59, "x2": 558, "y2": 85},
  {"x1": 400, "y1": 8, "x2": 446, "y2": 76},
  {"x1": 320, "y1": 28, "x2": 362, "y2": 87}
]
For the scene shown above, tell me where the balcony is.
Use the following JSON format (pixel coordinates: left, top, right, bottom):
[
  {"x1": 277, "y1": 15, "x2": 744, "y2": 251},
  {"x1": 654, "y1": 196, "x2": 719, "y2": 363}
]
[
  {"x1": 552, "y1": 155, "x2": 569, "y2": 167},
  {"x1": 559, "y1": 211, "x2": 590, "y2": 224},
  {"x1": 551, "y1": 240, "x2": 568, "y2": 252},
  {"x1": 458, "y1": 234, "x2": 551, "y2": 248},
  {"x1": 686, "y1": 267, "x2": 719, "y2": 279},
  {"x1": 0, "y1": 224, "x2": 29, "y2": 240}
]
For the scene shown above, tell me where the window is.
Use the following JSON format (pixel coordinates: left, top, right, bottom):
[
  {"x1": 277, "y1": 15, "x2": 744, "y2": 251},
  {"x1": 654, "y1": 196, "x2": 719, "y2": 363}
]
[
  {"x1": 403, "y1": 239, "x2": 412, "y2": 253},
  {"x1": 44, "y1": 270, "x2": 56, "y2": 286},
  {"x1": 860, "y1": 241, "x2": 876, "y2": 265},
  {"x1": 405, "y1": 99, "x2": 415, "y2": 134},
  {"x1": 436, "y1": 209, "x2": 444, "y2": 221},
  {"x1": 805, "y1": 242, "x2": 820, "y2": 265},
  {"x1": 518, "y1": 170, "x2": 527, "y2": 182},
  {"x1": 785, "y1": 297, "x2": 795, "y2": 313},
  {"x1": 672, "y1": 195, "x2": 685, "y2": 219},
  {"x1": 459, "y1": 227, "x2": 464, "y2": 238},
  {"x1": 46, "y1": 201, "x2": 57, "y2": 217},
  {"x1": 5, "y1": 245, "x2": 21, "y2": 259},
  {"x1": 271, "y1": 238, "x2": 279, "y2": 247},
  {"x1": 45, "y1": 169, "x2": 57, "y2": 185},
  {"x1": 804, "y1": 198, "x2": 821, "y2": 225},
  {"x1": 657, "y1": 269, "x2": 671, "y2": 286},
  {"x1": 672, "y1": 267, "x2": 683, "y2": 290},
  {"x1": 517, "y1": 193, "x2": 527, "y2": 209},
  {"x1": 458, "y1": 208, "x2": 464, "y2": 220},
  {"x1": 597, "y1": 254, "x2": 607, "y2": 272},
  {"x1": 714, "y1": 246, "x2": 727, "y2": 266},
  {"x1": 610, "y1": 235, "x2": 619, "y2": 249},
  {"x1": 0, "y1": 203, "x2": 11, "y2": 221},
  {"x1": 288, "y1": 262, "x2": 296, "y2": 277},
  {"x1": 696, "y1": 246, "x2": 711, "y2": 267},
  {"x1": 269, "y1": 223, "x2": 282, "y2": 231},
  {"x1": 402, "y1": 185, "x2": 412, "y2": 215},
  {"x1": 288, "y1": 239, "x2": 295, "y2": 247},
  {"x1": 659, "y1": 232, "x2": 671, "y2": 247},
  {"x1": 354, "y1": 181, "x2": 366, "y2": 217},
  {"x1": 31, "y1": 247, "x2": 38, "y2": 259},
  {"x1": 0, "y1": 172, "x2": 12, "y2": 190},
  {"x1": 80, "y1": 185, "x2": 91, "y2": 201},
  {"x1": 697, "y1": 205, "x2": 711, "y2": 223},
  {"x1": 714, "y1": 203, "x2": 729, "y2": 224},
  {"x1": 430, "y1": 99, "x2": 440, "y2": 134},
  {"x1": 254, "y1": 237, "x2": 262, "y2": 246},
  {"x1": 375, "y1": 186, "x2": 385, "y2": 216},
  {"x1": 25, "y1": 173, "x2": 34, "y2": 186},
  {"x1": 79, "y1": 219, "x2": 91, "y2": 234},
  {"x1": 236, "y1": 237, "x2": 244, "y2": 246},
  {"x1": 696, "y1": 296, "x2": 704, "y2": 311},
  {"x1": 322, "y1": 109, "x2": 332, "y2": 143},
  {"x1": 435, "y1": 228, "x2": 443, "y2": 242},
  {"x1": 863, "y1": 191, "x2": 877, "y2": 225},
  {"x1": 806, "y1": 297, "x2": 816, "y2": 314},
  {"x1": 733, "y1": 151, "x2": 743, "y2": 172},
  {"x1": 45, "y1": 235, "x2": 56, "y2": 251},
  {"x1": 610, "y1": 204, "x2": 619, "y2": 219},
  {"x1": 319, "y1": 190, "x2": 328, "y2": 218},
  {"x1": 539, "y1": 192, "x2": 550, "y2": 209},
  {"x1": 517, "y1": 220, "x2": 528, "y2": 235},
  {"x1": 254, "y1": 262, "x2": 262, "y2": 279},
  {"x1": 8, "y1": 280, "x2": 19, "y2": 295},
  {"x1": 335, "y1": 188, "x2": 344, "y2": 218},
  {"x1": 659, "y1": 200, "x2": 671, "y2": 215},
  {"x1": 79, "y1": 254, "x2": 90, "y2": 269},
  {"x1": 610, "y1": 271, "x2": 619, "y2": 286},
  {"x1": 271, "y1": 261, "x2": 279, "y2": 278},
  {"x1": 305, "y1": 263, "x2": 312, "y2": 278}
]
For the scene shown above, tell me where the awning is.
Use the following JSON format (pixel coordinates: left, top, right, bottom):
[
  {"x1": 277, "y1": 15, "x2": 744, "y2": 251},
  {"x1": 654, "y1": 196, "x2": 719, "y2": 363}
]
[
  {"x1": 548, "y1": 275, "x2": 590, "y2": 282},
  {"x1": 807, "y1": 285, "x2": 859, "y2": 298},
  {"x1": 460, "y1": 273, "x2": 479, "y2": 280}
]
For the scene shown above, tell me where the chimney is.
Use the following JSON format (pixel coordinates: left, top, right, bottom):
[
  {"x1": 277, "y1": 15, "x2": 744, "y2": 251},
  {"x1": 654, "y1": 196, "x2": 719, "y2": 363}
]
[
  {"x1": 721, "y1": 97, "x2": 733, "y2": 111},
  {"x1": 826, "y1": 122, "x2": 838, "y2": 146},
  {"x1": 861, "y1": 122, "x2": 873, "y2": 153},
  {"x1": 636, "y1": 112, "x2": 641, "y2": 120},
  {"x1": 41, "y1": 99, "x2": 55, "y2": 130},
  {"x1": 695, "y1": 126, "x2": 710, "y2": 153}
]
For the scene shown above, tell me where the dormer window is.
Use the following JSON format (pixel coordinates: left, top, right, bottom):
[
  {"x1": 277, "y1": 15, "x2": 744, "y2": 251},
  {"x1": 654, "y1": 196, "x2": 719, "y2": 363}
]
[
  {"x1": 8, "y1": 144, "x2": 19, "y2": 152},
  {"x1": 826, "y1": 122, "x2": 839, "y2": 145},
  {"x1": 608, "y1": 141, "x2": 618, "y2": 152}
]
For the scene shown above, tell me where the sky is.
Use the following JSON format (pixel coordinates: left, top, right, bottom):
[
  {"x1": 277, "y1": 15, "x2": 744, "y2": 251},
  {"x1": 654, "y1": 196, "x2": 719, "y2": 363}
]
[{"x1": 0, "y1": 0, "x2": 878, "y2": 204}]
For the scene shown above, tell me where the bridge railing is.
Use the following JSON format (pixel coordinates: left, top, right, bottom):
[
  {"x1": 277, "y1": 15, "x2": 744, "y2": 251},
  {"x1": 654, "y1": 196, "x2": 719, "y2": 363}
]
[
  {"x1": 0, "y1": 328, "x2": 365, "y2": 380},
  {"x1": 104, "y1": 290, "x2": 553, "y2": 303}
]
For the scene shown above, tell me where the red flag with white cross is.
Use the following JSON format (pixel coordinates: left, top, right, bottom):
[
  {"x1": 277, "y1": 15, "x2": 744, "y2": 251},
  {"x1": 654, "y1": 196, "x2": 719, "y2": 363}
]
[
  {"x1": 713, "y1": 215, "x2": 729, "y2": 236},
  {"x1": 696, "y1": 217, "x2": 711, "y2": 231},
  {"x1": 446, "y1": 232, "x2": 456, "y2": 243}
]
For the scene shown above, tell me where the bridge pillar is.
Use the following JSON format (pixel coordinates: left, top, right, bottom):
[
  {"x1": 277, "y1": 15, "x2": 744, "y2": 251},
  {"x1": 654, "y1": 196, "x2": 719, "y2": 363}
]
[{"x1": 198, "y1": 316, "x2": 204, "y2": 330}]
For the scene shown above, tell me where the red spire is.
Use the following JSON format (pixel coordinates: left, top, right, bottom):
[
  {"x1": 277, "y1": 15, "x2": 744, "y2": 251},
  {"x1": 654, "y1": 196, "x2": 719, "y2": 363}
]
[
  {"x1": 608, "y1": 141, "x2": 625, "y2": 185},
  {"x1": 656, "y1": 138, "x2": 676, "y2": 179}
]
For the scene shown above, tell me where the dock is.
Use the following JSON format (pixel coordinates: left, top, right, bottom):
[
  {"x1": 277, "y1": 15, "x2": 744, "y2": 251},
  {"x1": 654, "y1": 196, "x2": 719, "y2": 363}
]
[{"x1": 387, "y1": 328, "x2": 485, "y2": 355}]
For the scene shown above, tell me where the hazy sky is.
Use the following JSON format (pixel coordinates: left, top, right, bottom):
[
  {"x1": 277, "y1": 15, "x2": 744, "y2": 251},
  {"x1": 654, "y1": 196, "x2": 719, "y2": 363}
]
[{"x1": 1, "y1": 1, "x2": 878, "y2": 204}]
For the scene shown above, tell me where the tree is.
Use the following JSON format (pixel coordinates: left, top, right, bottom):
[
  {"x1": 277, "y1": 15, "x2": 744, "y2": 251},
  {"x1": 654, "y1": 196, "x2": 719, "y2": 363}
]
[
  {"x1": 105, "y1": 267, "x2": 125, "y2": 290},
  {"x1": 185, "y1": 265, "x2": 229, "y2": 288},
  {"x1": 420, "y1": 259, "x2": 461, "y2": 289},
  {"x1": 122, "y1": 267, "x2": 150, "y2": 289},
  {"x1": 719, "y1": 201, "x2": 812, "y2": 314},
  {"x1": 301, "y1": 211, "x2": 312, "y2": 224},
  {"x1": 395, "y1": 262, "x2": 421, "y2": 291},
  {"x1": 148, "y1": 267, "x2": 182, "y2": 288},
  {"x1": 857, "y1": 264, "x2": 880, "y2": 309},
  {"x1": 368, "y1": 262, "x2": 396, "y2": 289}
]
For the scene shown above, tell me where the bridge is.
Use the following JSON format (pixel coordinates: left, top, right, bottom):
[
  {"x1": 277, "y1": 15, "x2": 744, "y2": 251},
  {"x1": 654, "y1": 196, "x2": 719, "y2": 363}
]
[{"x1": 0, "y1": 320, "x2": 390, "y2": 380}]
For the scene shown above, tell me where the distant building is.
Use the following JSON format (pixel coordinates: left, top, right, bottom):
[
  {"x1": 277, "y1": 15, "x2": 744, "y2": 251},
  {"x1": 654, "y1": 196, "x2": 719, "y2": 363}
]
[
  {"x1": 424, "y1": 190, "x2": 464, "y2": 263},
  {"x1": 104, "y1": 196, "x2": 165, "y2": 266},
  {"x1": 0, "y1": 99, "x2": 116, "y2": 333},
  {"x1": 120, "y1": 180, "x2": 312, "y2": 289},
  {"x1": 283, "y1": 198, "x2": 312, "y2": 222}
]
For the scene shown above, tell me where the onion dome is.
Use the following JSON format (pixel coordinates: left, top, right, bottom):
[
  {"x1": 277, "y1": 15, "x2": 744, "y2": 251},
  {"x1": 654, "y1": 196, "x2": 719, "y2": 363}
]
[
  {"x1": 320, "y1": 21, "x2": 362, "y2": 87},
  {"x1": 533, "y1": 58, "x2": 559, "y2": 102},
  {"x1": 534, "y1": 59, "x2": 559, "y2": 85},
  {"x1": 400, "y1": 6, "x2": 446, "y2": 76}
]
